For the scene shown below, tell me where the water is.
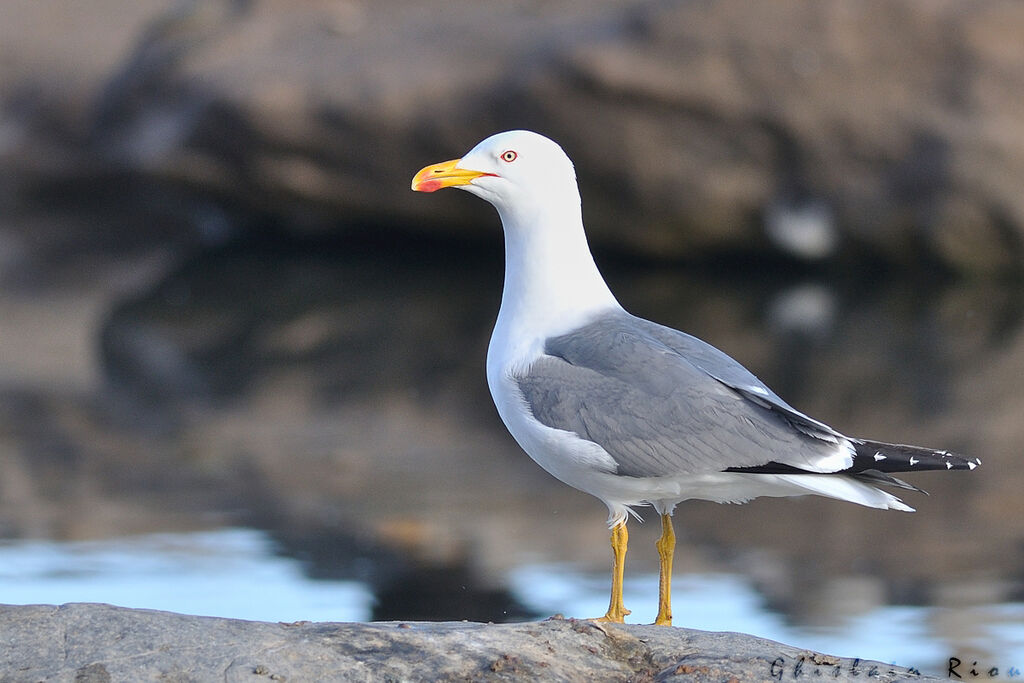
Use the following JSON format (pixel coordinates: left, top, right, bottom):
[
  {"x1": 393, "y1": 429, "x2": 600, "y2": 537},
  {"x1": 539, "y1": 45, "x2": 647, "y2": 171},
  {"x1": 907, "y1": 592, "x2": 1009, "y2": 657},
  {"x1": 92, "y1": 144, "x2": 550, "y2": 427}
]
[
  {"x1": 0, "y1": 529, "x2": 372, "y2": 623},
  {"x1": 1, "y1": 237, "x2": 1023, "y2": 677}
]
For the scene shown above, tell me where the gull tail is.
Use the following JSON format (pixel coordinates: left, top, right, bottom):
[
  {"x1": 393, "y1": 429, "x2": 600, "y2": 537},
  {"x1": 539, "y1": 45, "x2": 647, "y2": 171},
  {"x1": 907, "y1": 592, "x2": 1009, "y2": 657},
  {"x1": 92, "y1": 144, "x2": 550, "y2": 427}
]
[{"x1": 767, "y1": 473, "x2": 917, "y2": 512}]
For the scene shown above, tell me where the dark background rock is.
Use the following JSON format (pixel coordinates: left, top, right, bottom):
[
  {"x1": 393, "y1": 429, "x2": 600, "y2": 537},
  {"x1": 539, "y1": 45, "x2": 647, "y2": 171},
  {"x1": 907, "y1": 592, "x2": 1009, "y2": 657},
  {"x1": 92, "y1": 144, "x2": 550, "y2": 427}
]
[
  {"x1": 0, "y1": 603, "x2": 940, "y2": 682},
  {"x1": 2, "y1": 0, "x2": 1023, "y2": 272}
]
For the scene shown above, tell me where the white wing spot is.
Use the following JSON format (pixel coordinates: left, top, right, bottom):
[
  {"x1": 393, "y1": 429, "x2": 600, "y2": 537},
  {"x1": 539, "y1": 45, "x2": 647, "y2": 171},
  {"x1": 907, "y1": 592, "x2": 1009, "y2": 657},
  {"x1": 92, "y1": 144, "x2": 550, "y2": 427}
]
[
  {"x1": 873, "y1": 452, "x2": 886, "y2": 461},
  {"x1": 946, "y1": 461, "x2": 953, "y2": 469},
  {"x1": 909, "y1": 456, "x2": 919, "y2": 466},
  {"x1": 968, "y1": 461, "x2": 978, "y2": 470}
]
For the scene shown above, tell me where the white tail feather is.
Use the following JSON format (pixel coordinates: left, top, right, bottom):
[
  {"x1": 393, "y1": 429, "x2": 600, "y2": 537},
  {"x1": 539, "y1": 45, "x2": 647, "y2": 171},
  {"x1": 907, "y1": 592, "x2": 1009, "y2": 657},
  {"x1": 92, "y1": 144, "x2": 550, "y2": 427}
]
[{"x1": 770, "y1": 473, "x2": 915, "y2": 512}]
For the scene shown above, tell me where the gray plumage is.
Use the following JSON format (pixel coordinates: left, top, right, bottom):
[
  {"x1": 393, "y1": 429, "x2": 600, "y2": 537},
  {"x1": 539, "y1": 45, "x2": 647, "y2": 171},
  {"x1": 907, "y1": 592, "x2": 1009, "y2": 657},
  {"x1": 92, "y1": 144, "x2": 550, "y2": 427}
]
[{"x1": 515, "y1": 309, "x2": 977, "y2": 482}]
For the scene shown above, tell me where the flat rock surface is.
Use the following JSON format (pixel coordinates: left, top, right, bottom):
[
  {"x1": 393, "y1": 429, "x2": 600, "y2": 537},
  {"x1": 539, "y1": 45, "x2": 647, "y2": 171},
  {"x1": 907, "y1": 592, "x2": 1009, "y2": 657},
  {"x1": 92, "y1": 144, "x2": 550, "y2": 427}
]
[{"x1": 0, "y1": 602, "x2": 935, "y2": 682}]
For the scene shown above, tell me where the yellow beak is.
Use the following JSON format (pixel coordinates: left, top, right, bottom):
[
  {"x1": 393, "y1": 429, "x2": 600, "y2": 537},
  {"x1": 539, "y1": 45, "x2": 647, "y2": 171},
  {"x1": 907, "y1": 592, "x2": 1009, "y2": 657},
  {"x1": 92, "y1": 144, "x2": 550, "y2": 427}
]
[{"x1": 411, "y1": 158, "x2": 494, "y2": 192}]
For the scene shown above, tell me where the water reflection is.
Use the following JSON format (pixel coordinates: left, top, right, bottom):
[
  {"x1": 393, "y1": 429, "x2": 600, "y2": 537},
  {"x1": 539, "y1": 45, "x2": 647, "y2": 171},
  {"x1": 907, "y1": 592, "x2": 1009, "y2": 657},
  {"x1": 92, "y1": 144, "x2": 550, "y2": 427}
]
[
  {"x1": 1, "y1": 238, "x2": 1023, "y2": 671},
  {"x1": 0, "y1": 529, "x2": 373, "y2": 623}
]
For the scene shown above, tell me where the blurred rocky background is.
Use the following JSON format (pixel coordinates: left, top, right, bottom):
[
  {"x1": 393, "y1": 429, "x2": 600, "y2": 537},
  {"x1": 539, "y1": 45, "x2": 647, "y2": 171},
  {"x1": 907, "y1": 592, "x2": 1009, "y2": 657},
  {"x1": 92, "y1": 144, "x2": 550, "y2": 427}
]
[
  {"x1": 1, "y1": 0, "x2": 1023, "y2": 669},
  {"x1": 4, "y1": 0, "x2": 1024, "y2": 272}
]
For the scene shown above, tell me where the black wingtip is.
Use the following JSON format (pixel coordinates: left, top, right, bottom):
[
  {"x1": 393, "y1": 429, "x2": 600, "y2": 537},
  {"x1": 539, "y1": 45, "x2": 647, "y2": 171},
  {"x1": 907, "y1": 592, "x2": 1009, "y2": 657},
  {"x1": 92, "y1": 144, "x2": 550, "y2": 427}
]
[
  {"x1": 724, "y1": 440, "x2": 980, "y2": 490},
  {"x1": 851, "y1": 440, "x2": 981, "y2": 474}
]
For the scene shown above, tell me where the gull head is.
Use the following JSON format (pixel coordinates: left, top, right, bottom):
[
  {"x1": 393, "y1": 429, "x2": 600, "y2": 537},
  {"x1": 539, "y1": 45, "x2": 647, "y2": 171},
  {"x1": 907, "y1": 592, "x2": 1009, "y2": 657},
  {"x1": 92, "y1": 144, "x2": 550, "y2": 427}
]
[{"x1": 411, "y1": 130, "x2": 579, "y2": 218}]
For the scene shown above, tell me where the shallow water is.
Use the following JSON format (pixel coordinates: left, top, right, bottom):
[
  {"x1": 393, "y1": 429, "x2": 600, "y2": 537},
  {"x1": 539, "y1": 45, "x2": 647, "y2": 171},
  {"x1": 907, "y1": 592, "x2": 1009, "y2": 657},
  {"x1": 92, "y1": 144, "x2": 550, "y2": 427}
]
[{"x1": 1, "y1": 238, "x2": 1022, "y2": 677}]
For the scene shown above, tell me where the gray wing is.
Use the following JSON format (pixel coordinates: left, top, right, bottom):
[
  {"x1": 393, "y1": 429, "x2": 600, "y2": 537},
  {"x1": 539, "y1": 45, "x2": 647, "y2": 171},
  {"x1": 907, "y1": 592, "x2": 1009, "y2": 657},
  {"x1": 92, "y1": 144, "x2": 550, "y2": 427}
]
[
  {"x1": 632, "y1": 314, "x2": 842, "y2": 441},
  {"x1": 515, "y1": 310, "x2": 848, "y2": 478}
]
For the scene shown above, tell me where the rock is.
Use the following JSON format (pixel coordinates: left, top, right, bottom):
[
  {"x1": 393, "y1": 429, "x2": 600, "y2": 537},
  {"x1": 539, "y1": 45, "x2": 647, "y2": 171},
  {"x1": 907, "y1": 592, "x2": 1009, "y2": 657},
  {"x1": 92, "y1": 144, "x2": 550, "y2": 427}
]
[
  {"x1": 531, "y1": 0, "x2": 1024, "y2": 270},
  {"x1": 0, "y1": 603, "x2": 938, "y2": 682},
  {"x1": 2, "y1": 0, "x2": 1024, "y2": 272}
]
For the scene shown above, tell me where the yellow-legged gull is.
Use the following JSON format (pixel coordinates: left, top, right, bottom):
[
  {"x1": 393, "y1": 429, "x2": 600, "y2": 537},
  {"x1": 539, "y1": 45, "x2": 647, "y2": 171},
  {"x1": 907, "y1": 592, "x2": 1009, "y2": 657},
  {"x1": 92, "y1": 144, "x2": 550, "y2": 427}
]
[{"x1": 411, "y1": 130, "x2": 980, "y2": 626}]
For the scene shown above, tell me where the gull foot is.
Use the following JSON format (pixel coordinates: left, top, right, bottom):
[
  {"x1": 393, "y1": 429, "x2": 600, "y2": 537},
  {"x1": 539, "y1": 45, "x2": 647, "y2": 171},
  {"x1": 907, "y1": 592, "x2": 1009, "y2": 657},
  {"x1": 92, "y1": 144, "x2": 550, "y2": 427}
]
[{"x1": 592, "y1": 607, "x2": 630, "y2": 624}]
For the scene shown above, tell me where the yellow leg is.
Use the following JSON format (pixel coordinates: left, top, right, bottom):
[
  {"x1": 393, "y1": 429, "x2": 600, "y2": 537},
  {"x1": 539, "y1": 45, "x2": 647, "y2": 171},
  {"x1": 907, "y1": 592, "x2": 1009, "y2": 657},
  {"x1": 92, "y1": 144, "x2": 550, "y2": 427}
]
[
  {"x1": 654, "y1": 513, "x2": 675, "y2": 626},
  {"x1": 595, "y1": 521, "x2": 631, "y2": 623}
]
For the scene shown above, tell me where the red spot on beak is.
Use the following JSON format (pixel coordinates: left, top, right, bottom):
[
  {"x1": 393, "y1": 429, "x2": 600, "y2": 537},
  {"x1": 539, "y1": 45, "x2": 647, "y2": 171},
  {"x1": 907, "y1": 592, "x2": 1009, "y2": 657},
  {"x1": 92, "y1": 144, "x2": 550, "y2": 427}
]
[{"x1": 417, "y1": 178, "x2": 445, "y2": 193}]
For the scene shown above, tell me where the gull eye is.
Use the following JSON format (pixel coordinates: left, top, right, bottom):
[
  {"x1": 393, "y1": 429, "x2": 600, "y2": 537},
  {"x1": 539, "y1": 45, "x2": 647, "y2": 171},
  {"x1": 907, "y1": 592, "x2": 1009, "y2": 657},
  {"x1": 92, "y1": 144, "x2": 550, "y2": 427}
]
[{"x1": 501, "y1": 150, "x2": 518, "y2": 162}]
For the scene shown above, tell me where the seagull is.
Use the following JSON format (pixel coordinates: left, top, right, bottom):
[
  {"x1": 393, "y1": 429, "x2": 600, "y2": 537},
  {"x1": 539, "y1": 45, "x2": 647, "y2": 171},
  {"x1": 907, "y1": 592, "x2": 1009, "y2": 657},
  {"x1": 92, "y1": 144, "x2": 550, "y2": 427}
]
[{"x1": 411, "y1": 130, "x2": 980, "y2": 626}]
